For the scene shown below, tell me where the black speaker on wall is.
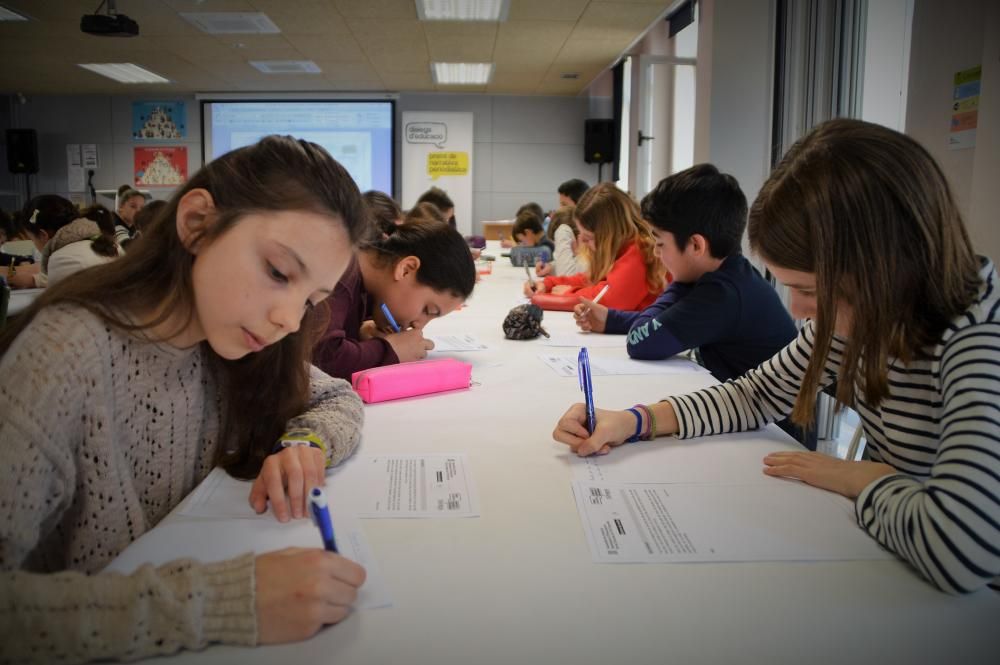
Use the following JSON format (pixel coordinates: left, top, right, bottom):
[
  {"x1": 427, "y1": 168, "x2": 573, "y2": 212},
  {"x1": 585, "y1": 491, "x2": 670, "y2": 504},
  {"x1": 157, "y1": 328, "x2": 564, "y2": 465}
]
[
  {"x1": 584, "y1": 119, "x2": 615, "y2": 164},
  {"x1": 6, "y1": 128, "x2": 39, "y2": 174}
]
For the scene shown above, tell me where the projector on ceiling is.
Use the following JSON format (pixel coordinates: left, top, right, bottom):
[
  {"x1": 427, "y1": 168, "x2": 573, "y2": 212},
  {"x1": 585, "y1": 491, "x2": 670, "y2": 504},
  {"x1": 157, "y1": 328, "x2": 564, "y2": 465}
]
[{"x1": 80, "y1": 12, "x2": 139, "y2": 37}]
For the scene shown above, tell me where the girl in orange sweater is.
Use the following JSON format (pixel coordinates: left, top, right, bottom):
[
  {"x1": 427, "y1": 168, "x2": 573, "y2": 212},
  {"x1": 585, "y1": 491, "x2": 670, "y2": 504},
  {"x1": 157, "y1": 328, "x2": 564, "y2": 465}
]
[{"x1": 523, "y1": 182, "x2": 665, "y2": 310}]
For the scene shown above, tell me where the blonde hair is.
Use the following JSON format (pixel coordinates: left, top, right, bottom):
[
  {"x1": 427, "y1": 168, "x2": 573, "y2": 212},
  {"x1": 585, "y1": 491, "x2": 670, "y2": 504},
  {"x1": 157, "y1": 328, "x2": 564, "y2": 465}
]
[
  {"x1": 575, "y1": 183, "x2": 664, "y2": 293},
  {"x1": 749, "y1": 118, "x2": 981, "y2": 426}
]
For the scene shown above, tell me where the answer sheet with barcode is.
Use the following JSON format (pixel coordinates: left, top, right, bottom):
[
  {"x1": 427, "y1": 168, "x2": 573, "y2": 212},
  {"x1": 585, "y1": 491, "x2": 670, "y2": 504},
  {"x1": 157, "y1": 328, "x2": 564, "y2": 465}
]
[
  {"x1": 571, "y1": 480, "x2": 893, "y2": 563},
  {"x1": 329, "y1": 454, "x2": 481, "y2": 519}
]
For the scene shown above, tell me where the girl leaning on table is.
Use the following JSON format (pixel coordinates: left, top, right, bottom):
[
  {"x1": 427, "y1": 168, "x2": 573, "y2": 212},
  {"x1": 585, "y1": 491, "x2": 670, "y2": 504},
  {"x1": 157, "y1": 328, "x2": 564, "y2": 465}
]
[
  {"x1": 524, "y1": 182, "x2": 666, "y2": 311},
  {"x1": 0, "y1": 136, "x2": 370, "y2": 664},
  {"x1": 553, "y1": 119, "x2": 1000, "y2": 595}
]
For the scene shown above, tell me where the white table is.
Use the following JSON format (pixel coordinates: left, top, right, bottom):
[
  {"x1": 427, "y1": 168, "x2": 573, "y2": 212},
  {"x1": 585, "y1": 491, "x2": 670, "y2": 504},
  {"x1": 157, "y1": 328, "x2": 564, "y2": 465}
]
[
  {"x1": 7, "y1": 287, "x2": 43, "y2": 317},
  {"x1": 112, "y1": 242, "x2": 1000, "y2": 664}
]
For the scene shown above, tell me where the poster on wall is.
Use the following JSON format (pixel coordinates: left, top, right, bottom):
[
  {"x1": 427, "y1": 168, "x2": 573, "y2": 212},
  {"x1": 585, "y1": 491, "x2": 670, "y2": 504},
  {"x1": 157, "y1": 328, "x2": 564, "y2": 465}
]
[
  {"x1": 134, "y1": 147, "x2": 187, "y2": 187},
  {"x1": 132, "y1": 101, "x2": 187, "y2": 140},
  {"x1": 948, "y1": 65, "x2": 980, "y2": 150},
  {"x1": 401, "y1": 112, "x2": 473, "y2": 235}
]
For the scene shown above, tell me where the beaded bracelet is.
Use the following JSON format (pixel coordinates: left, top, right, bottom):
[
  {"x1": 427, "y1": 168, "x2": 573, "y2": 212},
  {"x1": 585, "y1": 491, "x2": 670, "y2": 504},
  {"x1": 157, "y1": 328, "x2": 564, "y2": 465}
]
[
  {"x1": 633, "y1": 403, "x2": 652, "y2": 440},
  {"x1": 272, "y1": 428, "x2": 331, "y2": 467},
  {"x1": 646, "y1": 405, "x2": 658, "y2": 440},
  {"x1": 625, "y1": 408, "x2": 643, "y2": 443}
]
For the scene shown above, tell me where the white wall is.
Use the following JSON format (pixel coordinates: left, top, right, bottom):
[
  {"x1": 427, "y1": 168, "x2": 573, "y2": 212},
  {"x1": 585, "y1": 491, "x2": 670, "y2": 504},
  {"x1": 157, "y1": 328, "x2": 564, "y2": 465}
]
[
  {"x1": 697, "y1": 0, "x2": 775, "y2": 217},
  {"x1": 905, "y1": 0, "x2": 999, "y2": 261},
  {"x1": 2, "y1": 92, "x2": 607, "y2": 235},
  {"x1": 968, "y1": 1, "x2": 1000, "y2": 262},
  {"x1": 4, "y1": 94, "x2": 201, "y2": 207},
  {"x1": 862, "y1": 0, "x2": 913, "y2": 130},
  {"x1": 397, "y1": 93, "x2": 608, "y2": 232}
]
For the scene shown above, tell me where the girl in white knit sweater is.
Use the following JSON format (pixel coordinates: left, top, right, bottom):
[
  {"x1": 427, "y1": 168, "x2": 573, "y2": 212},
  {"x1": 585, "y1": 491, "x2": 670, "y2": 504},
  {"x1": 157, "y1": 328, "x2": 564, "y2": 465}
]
[{"x1": 0, "y1": 136, "x2": 370, "y2": 663}]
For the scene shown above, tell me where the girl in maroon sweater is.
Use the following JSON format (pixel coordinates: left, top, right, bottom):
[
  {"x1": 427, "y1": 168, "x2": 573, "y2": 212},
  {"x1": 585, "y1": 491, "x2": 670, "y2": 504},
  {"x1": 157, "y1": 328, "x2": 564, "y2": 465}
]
[
  {"x1": 523, "y1": 183, "x2": 666, "y2": 311},
  {"x1": 314, "y1": 220, "x2": 476, "y2": 379}
]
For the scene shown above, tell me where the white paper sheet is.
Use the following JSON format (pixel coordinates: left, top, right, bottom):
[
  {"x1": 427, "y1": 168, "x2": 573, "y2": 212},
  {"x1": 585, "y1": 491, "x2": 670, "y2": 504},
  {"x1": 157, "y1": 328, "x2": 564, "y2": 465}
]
[
  {"x1": 542, "y1": 332, "x2": 627, "y2": 348},
  {"x1": 571, "y1": 480, "x2": 893, "y2": 563},
  {"x1": 539, "y1": 353, "x2": 708, "y2": 377},
  {"x1": 429, "y1": 334, "x2": 489, "y2": 351},
  {"x1": 109, "y1": 471, "x2": 392, "y2": 609},
  {"x1": 330, "y1": 454, "x2": 481, "y2": 518},
  {"x1": 570, "y1": 430, "x2": 801, "y2": 485}
]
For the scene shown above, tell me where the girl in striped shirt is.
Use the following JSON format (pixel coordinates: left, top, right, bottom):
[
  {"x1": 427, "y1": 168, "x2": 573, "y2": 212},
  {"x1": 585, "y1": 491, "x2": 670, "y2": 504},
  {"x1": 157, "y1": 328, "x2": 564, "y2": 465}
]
[{"x1": 553, "y1": 118, "x2": 999, "y2": 595}]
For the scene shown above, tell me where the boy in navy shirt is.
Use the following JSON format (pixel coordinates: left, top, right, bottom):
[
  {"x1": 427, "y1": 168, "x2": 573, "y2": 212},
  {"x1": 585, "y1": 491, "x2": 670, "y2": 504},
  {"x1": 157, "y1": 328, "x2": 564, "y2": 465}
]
[{"x1": 574, "y1": 164, "x2": 811, "y2": 447}]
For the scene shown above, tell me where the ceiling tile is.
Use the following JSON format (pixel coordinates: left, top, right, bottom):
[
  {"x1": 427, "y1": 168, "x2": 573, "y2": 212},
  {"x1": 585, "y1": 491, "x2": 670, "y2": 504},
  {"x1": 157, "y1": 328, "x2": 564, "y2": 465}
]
[
  {"x1": 316, "y1": 61, "x2": 382, "y2": 82},
  {"x1": 577, "y1": 2, "x2": 667, "y2": 30},
  {"x1": 494, "y1": 20, "x2": 574, "y2": 65},
  {"x1": 507, "y1": 0, "x2": 589, "y2": 22},
  {"x1": 332, "y1": 0, "x2": 416, "y2": 20},
  {"x1": 379, "y1": 69, "x2": 434, "y2": 91},
  {"x1": 291, "y1": 33, "x2": 368, "y2": 62},
  {"x1": 423, "y1": 22, "x2": 497, "y2": 62},
  {"x1": 0, "y1": 0, "x2": 673, "y2": 96}
]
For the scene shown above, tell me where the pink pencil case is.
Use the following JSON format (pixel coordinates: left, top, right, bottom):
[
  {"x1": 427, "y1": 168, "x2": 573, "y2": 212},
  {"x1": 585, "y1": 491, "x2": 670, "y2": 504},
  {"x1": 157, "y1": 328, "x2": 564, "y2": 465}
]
[{"x1": 351, "y1": 358, "x2": 473, "y2": 404}]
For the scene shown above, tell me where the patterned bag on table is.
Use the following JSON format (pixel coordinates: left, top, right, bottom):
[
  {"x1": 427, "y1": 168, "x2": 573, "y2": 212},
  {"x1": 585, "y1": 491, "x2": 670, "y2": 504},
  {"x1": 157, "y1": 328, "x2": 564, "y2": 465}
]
[{"x1": 502, "y1": 304, "x2": 549, "y2": 340}]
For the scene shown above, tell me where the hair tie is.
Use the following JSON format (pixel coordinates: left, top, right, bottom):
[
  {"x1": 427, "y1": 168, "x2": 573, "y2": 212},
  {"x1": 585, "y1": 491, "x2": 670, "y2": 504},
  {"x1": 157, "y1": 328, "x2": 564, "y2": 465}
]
[{"x1": 29, "y1": 209, "x2": 39, "y2": 225}]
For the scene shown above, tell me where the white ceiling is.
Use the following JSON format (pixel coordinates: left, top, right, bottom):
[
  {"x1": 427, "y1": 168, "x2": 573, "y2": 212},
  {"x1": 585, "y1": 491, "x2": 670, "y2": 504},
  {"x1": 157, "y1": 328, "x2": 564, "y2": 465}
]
[{"x1": 0, "y1": 0, "x2": 675, "y2": 96}]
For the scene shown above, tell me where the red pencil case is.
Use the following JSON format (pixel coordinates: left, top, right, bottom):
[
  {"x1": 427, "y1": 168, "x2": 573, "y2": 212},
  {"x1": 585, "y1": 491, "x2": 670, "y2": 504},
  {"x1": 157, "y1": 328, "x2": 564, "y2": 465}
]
[
  {"x1": 530, "y1": 293, "x2": 579, "y2": 311},
  {"x1": 351, "y1": 358, "x2": 473, "y2": 404}
]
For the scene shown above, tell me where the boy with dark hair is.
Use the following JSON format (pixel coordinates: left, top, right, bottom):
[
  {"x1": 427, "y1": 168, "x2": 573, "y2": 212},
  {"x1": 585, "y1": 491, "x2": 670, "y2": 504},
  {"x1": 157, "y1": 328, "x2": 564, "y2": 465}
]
[
  {"x1": 509, "y1": 210, "x2": 553, "y2": 266},
  {"x1": 573, "y1": 164, "x2": 810, "y2": 447},
  {"x1": 511, "y1": 211, "x2": 554, "y2": 252},
  {"x1": 558, "y1": 178, "x2": 589, "y2": 206}
]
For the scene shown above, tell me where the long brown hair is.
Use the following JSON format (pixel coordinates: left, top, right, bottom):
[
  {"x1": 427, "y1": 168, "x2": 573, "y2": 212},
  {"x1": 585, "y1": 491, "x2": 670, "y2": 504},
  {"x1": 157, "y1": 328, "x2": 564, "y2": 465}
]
[
  {"x1": 0, "y1": 136, "x2": 367, "y2": 478},
  {"x1": 748, "y1": 118, "x2": 981, "y2": 426},
  {"x1": 575, "y1": 183, "x2": 664, "y2": 293},
  {"x1": 546, "y1": 205, "x2": 576, "y2": 241}
]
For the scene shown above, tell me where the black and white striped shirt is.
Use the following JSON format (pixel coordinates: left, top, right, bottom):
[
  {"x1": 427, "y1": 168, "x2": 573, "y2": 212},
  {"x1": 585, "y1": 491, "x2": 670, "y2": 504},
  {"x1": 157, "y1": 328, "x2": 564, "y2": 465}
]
[{"x1": 666, "y1": 258, "x2": 1000, "y2": 594}]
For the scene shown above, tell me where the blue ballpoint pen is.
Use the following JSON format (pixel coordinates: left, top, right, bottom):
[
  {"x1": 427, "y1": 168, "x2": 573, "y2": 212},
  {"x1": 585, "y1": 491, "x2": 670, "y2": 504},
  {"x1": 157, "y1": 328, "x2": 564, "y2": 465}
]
[
  {"x1": 578, "y1": 347, "x2": 596, "y2": 434},
  {"x1": 380, "y1": 302, "x2": 401, "y2": 333},
  {"x1": 309, "y1": 487, "x2": 339, "y2": 553}
]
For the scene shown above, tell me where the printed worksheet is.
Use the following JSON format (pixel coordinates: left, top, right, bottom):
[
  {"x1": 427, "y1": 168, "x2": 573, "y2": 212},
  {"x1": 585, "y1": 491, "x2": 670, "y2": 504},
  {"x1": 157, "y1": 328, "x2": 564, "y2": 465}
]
[
  {"x1": 571, "y1": 480, "x2": 893, "y2": 563},
  {"x1": 429, "y1": 333, "x2": 489, "y2": 351},
  {"x1": 541, "y1": 332, "x2": 627, "y2": 348},
  {"x1": 570, "y1": 430, "x2": 799, "y2": 485},
  {"x1": 114, "y1": 470, "x2": 392, "y2": 609},
  {"x1": 333, "y1": 454, "x2": 481, "y2": 518},
  {"x1": 539, "y1": 353, "x2": 708, "y2": 377}
]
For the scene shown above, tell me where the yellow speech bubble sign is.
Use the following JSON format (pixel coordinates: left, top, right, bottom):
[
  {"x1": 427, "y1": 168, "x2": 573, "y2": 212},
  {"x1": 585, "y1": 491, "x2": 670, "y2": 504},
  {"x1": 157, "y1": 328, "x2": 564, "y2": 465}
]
[{"x1": 427, "y1": 151, "x2": 469, "y2": 180}]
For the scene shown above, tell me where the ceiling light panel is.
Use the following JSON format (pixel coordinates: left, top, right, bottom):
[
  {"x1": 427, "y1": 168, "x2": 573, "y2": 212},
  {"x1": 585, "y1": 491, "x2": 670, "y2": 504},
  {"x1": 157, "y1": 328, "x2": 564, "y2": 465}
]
[
  {"x1": 180, "y1": 12, "x2": 280, "y2": 34},
  {"x1": 416, "y1": 0, "x2": 509, "y2": 21},
  {"x1": 250, "y1": 61, "x2": 322, "y2": 74},
  {"x1": 77, "y1": 63, "x2": 170, "y2": 84},
  {"x1": 431, "y1": 62, "x2": 494, "y2": 85}
]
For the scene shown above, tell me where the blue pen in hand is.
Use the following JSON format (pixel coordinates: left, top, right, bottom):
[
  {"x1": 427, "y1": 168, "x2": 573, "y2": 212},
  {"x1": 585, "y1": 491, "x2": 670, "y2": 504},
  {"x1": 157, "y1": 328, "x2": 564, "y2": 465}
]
[
  {"x1": 309, "y1": 487, "x2": 339, "y2": 553},
  {"x1": 578, "y1": 347, "x2": 596, "y2": 434},
  {"x1": 380, "y1": 302, "x2": 401, "y2": 333}
]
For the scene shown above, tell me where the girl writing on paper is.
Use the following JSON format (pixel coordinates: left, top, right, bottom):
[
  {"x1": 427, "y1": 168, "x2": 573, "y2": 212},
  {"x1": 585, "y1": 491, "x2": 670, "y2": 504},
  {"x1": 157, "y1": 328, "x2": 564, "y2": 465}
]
[
  {"x1": 552, "y1": 119, "x2": 1000, "y2": 595},
  {"x1": 524, "y1": 183, "x2": 665, "y2": 311},
  {"x1": 313, "y1": 219, "x2": 476, "y2": 380},
  {"x1": 0, "y1": 136, "x2": 369, "y2": 663}
]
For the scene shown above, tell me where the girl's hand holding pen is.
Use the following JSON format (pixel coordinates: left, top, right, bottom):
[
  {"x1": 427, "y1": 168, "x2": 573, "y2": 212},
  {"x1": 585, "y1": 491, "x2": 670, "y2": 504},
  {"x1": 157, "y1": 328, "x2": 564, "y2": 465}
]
[
  {"x1": 523, "y1": 280, "x2": 547, "y2": 296},
  {"x1": 255, "y1": 547, "x2": 366, "y2": 643},
  {"x1": 249, "y1": 445, "x2": 326, "y2": 522},
  {"x1": 552, "y1": 403, "x2": 634, "y2": 457},
  {"x1": 385, "y1": 326, "x2": 435, "y2": 361},
  {"x1": 573, "y1": 297, "x2": 608, "y2": 333},
  {"x1": 535, "y1": 260, "x2": 552, "y2": 277}
]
